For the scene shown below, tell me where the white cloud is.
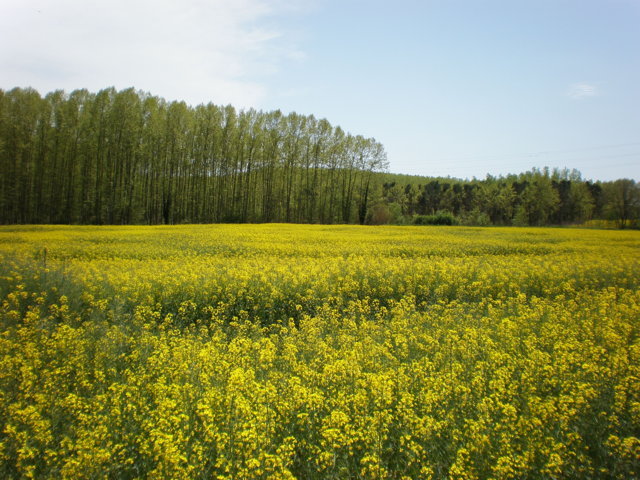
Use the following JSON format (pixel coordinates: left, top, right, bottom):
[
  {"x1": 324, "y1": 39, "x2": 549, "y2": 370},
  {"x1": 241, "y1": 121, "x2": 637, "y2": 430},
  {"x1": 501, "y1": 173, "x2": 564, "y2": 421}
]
[
  {"x1": 0, "y1": 0, "x2": 306, "y2": 108},
  {"x1": 567, "y1": 82, "x2": 598, "y2": 99}
]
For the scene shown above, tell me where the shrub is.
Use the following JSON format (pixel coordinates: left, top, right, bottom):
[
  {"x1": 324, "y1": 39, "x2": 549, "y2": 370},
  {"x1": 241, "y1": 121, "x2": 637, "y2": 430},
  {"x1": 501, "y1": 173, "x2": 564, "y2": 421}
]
[
  {"x1": 459, "y1": 208, "x2": 492, "y2": 226},
  {"x1": 413, "y1": 212, "x2": 458, "y2": 226}
]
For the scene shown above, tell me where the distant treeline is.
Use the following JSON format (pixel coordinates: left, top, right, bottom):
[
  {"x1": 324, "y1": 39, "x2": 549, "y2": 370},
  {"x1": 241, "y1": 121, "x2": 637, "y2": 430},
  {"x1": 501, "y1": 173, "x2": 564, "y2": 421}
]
[
  {"x1": 372, "y1": 169, "x2": 640, "y2": 228},
  {"x1": 0, "y1": 87, "x2": 387, "y2": 224},
  {"x1": 1, "y1": 87, "x2": 638, "y2": 227}
]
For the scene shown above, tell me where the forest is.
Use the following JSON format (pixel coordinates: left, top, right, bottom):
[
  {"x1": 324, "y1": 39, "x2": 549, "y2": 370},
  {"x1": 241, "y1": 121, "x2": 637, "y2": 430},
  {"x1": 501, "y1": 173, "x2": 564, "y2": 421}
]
[{"x1": 1, "y1": 87, "x2": 638, "y2": 227}]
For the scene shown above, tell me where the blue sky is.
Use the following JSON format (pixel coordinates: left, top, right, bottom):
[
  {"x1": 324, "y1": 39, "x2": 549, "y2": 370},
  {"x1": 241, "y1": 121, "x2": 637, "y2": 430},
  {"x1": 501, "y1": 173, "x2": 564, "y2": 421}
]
[{"x1": 2, "y1": 0, "x2": 638, "y2": 181}]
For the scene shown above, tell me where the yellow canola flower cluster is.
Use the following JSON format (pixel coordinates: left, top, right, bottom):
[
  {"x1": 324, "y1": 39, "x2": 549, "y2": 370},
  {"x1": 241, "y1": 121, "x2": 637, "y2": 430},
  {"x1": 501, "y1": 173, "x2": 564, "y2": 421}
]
[{"x1": 0, "y1": 224, "x2": 639, "y2": 479}]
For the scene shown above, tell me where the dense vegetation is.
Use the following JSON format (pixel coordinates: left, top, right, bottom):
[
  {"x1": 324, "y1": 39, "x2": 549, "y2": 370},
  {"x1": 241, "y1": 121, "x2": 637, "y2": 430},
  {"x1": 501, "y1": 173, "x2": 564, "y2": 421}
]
[
  {"x1": 0, "y1": 87, "x2": 387, "y2": 225},
  {"x1": 1, "y1": 87, "x2": 639, "y2": 227},
  {"x1": 373, "y1": 170, "x2": 639, "y2": 228},
  {"x1": 1, "y1": 225, "x2": 639, "y2": 478}
]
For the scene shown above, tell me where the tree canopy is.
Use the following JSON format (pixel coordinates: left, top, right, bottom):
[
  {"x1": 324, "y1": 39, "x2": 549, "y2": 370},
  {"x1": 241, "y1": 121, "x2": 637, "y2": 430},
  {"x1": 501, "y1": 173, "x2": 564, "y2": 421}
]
[
  {"x1": 1, "y1": 87, "x2": 638, "y2": 227},
  {"x1": 0, "y1": 87, "x2": 387, "y2": 225}
]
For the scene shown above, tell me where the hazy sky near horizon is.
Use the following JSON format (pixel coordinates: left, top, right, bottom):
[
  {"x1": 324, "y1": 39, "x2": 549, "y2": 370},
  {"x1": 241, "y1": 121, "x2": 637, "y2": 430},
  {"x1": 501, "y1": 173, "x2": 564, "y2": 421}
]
[{"x1": 1, "y1": 0, "x2": 639, "y2": 181}]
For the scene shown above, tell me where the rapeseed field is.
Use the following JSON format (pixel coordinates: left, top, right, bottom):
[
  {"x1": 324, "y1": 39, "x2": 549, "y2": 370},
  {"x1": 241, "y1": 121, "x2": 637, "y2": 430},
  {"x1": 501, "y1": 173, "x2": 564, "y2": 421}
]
[{"x1": 0, "y1": 224, "x2": 638, "y2": 479}]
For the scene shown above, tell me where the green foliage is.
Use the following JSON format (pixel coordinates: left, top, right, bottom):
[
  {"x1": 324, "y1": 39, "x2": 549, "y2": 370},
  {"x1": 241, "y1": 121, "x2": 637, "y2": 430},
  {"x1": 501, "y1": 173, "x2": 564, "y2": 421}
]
[
  {"x1": 366, "y1": 203, "x2": 392, "y2": 225},
  {"x1": 512, "y1": 205, "x2": 530, "y2": 227},
  {"x1": 603, "y1": 179, "x2": 640, "y2": 229},
  {"x1": 1, "y1": 87, "x2": 638, "y2": 228},
  {"x1": 459, "y1": 208, "x2": 492, "y2": 226},
  {"x1": 373, "y1": 169, "x2": 638, "y2": 229},
  {"x1": 0, "y1": 87, "x2": 387, "y2": 225},
  {"x1": 413, "y1": 211, "x2": 458, "y2": 226}
]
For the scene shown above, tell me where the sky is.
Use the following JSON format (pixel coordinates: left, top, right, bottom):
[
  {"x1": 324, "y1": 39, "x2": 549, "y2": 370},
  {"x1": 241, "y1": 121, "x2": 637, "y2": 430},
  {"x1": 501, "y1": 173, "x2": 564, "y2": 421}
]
[{"x1": 1, "y1": 0, "x2": 639, "y2": 182}]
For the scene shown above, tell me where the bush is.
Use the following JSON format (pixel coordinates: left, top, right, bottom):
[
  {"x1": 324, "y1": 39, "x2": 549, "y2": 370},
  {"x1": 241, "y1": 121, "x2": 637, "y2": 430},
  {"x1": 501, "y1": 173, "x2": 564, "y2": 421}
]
[
  {"x1": 413, "y1": 212, "x2": 458, "y2": 226},
  {"x1": 367, "y1": 203, "x2": 405, "y2": 225},
  {"x1": 459, "y1": 208, "x2": 492, "y2": 226}
]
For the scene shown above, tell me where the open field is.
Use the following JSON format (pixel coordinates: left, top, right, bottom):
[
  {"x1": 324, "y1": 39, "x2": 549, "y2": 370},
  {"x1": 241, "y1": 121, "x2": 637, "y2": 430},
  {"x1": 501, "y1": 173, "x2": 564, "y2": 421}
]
[{"x1": 1, "y1": 224, "x2": 639, "y2": 479}]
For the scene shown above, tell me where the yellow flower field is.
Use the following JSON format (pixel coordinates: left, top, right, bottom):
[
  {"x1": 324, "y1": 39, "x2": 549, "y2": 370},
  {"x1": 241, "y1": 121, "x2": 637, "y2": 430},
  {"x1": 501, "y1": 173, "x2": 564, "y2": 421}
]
[{"x1": 0, "y1": 224, "x2": 639, "y2": 479}]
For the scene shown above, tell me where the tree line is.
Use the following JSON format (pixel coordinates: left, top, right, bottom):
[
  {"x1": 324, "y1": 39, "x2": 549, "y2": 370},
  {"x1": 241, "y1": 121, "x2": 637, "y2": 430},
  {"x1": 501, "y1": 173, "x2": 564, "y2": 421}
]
[
  {"x1": 0, "y1": 87, "x2": 387, "y2": 225},
  {"x1": 371, "y1": 169, "x2": 639, "y2": 228},
  {"x1": 1, "y1": 87, "x2": 638, "y2": 227}
]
